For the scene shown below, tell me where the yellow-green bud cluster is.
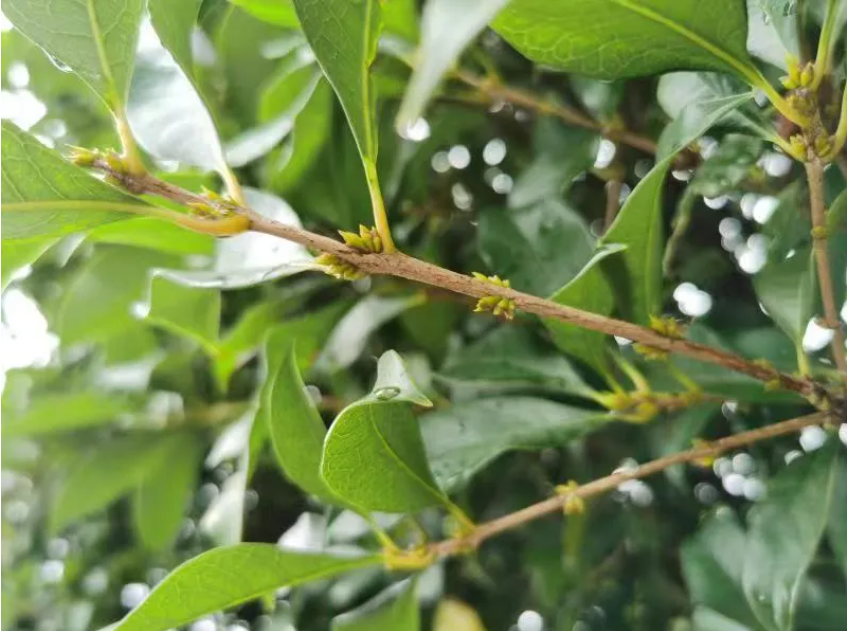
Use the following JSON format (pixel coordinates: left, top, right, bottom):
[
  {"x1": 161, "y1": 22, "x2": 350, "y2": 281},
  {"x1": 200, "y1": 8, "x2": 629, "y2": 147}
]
[
  {"x1": 68, "y1": 147, "x2": 130, "y2": 174},
  {"x1": 781, "y1": 56, "x2": 815, "y2": 90},
  {"x1": 633, "y1": 316, "x2": 686, "y2": 361},
  {"x1": 315, "y1": 253, "x2": 367, "y2": 281},
  {"x1": 555, "y1": 481, "x2": 586, "y2": 515},
  {"x1": 471, "y1": 272, "x2": 516, "y2": 320},
  {"x1": 690, "y1": 439, "x2": 716, "y2": 468},
  {"x1": 339, "y1": 225, "x2": 383, "y2": 253}
]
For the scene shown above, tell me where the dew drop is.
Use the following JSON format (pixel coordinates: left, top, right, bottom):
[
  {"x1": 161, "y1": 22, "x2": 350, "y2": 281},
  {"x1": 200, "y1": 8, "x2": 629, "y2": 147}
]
[{"x1": 374, "y1": 386, "x2": 400, "y2": 400}]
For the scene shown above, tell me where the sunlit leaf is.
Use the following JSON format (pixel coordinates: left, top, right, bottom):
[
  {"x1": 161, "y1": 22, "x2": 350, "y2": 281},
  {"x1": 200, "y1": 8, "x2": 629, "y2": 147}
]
[{"x1": 332, "y1": 579, "x2": 419, "y2": 631}]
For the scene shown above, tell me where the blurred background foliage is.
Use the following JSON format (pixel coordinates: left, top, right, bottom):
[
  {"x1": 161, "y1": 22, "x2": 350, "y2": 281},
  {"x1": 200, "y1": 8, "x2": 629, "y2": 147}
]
[{"x1": 1, "y1": 0, "x2": 846, "y2": 630}]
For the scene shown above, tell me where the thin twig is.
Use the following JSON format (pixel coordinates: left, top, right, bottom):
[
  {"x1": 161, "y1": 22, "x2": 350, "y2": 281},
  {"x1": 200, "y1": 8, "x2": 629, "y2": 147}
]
[
  {"x1": 805, "y1": 159, "x2": 847, "y2": 376},
  {"x1": 89, "y1": 164, "x2": 829, "y2": 401},
  {"x1": 429, "y1": 411, "x2": 835, "y2": 557}
]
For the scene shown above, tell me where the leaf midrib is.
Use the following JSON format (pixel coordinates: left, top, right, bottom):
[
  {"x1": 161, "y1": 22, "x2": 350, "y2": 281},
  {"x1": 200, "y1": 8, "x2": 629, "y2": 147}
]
[
  {"x1": 609, "y1": 0, "x2": 757, "y2": 83},
  {"x1": 86, "y1": 0, "x2": 120, "y2": 104}
]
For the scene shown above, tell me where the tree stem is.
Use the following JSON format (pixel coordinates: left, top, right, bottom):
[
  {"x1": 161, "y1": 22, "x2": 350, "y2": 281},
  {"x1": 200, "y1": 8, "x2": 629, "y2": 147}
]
[
  {"x1": 805, "y1": 159, "x2": 847, "y2": 376},
  {"x1": 86, "y1": 163, "x2": 835, "y2": 403},
  {"x1": 428, "y1": 411, "x2": 835, "y2": 557}
]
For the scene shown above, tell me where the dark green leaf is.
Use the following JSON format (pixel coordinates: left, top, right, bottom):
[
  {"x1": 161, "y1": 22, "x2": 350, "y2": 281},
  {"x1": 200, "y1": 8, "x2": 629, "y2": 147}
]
[
  {"x1": 395, "y1": 0, "x2": 509, "y2": 132},
  {"x1": 828, "y1": 456, "x2": 847, "y2": 577},
  {"x1": 4, "y1": 0, "x2": 144, "y2": 106},
  {"x1": 742, "y1": 445, "x2": 841, "y2": 631},
  {"x1": 143, "y1": 275, "x2": 221, "y2": 352},
  {"x1": 332, "y1": 579, "x2": 419, "y2": 631},
  {"x1": 682, "y1": 510, "x2": 762, "y2": 629},
  {"x1": 543, "y1": 245, "x2": 625, "y2": 375},
  {"x1": 1, "y1": 122, "x2": 146, "y2": 239},
  {"x1": 320, "y1": 351, "x2": 448, "y2": 513},
  {"x1": 478, "y1": 199, "x2": 593, "y2": 298},
  {"x1": 599, "y1": 157, "x2": 672, "y2": 324},
  {"x1": 492, "y1": 0, "x2": 757, "y2": 80},
  {"x1": 134, "y1": 432, "x2": 203, "y2": 552},
  {"x1": 753, "y1": 247, "x2": 816, "y2": 344},
  {"x1": 261, "y1": 338, "x2": 336, "y2": 501},
  {"x1": 421, "y1": 397, "x2": 609, "y2": 490},
  {"x1": 113, "y1": 545, "x2": 381, "y2": 631},
  {"x1": 657, "y1": 92, "x2": 754, "y2": 160}
]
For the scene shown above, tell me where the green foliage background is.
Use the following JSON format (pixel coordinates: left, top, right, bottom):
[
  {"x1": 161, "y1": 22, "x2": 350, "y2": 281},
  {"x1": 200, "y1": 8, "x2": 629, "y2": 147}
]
[{"x1": 1, "y1": 1, "x2": 846, "y2": 630}]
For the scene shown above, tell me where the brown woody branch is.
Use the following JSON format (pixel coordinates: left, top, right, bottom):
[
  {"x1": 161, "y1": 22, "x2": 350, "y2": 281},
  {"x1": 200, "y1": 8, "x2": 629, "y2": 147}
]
[
  {"x1": 90, "y1": 163, "x2": 832, "y2": 403},
  {"x1": 430, "y1": 411, "x2": 836, "y2": 557}
]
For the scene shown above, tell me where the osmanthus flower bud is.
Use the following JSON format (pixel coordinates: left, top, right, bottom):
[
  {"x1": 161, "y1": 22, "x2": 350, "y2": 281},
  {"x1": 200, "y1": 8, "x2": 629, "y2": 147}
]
[
  {"x1": 471, "y1": 272, "x2": 516, "y2": 320},
  {"x1": 339, "y1": 224, "x2": 383, "y2": 254},
  {"x1": 633, "y1": 315, "x2": 686, "y2": 361},
  {"x1": 315, "y1": 253, "x2": 367, "y2": 281},
  {"x1": 555, "y1": 480, "x2": 586, "y2": 515}
]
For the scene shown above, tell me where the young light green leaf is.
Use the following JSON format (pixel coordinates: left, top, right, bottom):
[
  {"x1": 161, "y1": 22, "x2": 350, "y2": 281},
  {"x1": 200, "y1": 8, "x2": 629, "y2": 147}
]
[
  {"x1": 478, "y1": 199, "x2": 594, "y2": 298},
  {"x1": 439, "y1": 327, "x2": 593, "y2": 398},
  {"x1": 149, "y1": 0, "x2": 202, "y2": 75},
  {"x1": 1, "y1": 123, "x2": 147, "y2": 239},
  {"x1": 542, "y1": 245, "x2": 625, "y2": 376},
  {"x1": 752, "y1": 247, "x2": 816, "y2": 344},
  {"x1": 332, "y1": 579, "x2": 419, "y2": 631},
  {"x1": 112, "y1": 545, "x2": 381, "y2": 631},
  {"x1": 395, "y1": 0, "x2": 509, "y2": 132},
  {"x1": 143, "y1": 275, "x2": 221, "y2": 353},
  {"x1": 321, "y1": 351, "x2": 446, "y2": 513},
  {"x1": 291, "y1": 0, "x2": 382, "y2": 165},
  {"x1": 657, "y1": 92, "x2": 754, "y2": 160},
  {"x1": 681, "y1": 511, "x2": 762, "y2": 629},
  {"x1": 492, "y1": 0, "x2": 759, "y2": 81},
  {"x1": 88, "y1": 217, "x2": 215, "y2": 255},
  {"x1": 599, "y1": 157, "x2": 672, "y2": 324},
  {"x1": 134, "y1": 432, "x2": 202, "y2": 552},
  {"x1": 742, "y1": 445, "x2": 841, "y2": 631},
  {"x1": 4, "y1": 0, "x2": 144, "y2": 107},
  {"x1": 2, "y1": 392, "x2": 132, "y2": 438},
  {"x1": 230, "y1": 0, "x2": 301, "y2": 28},
  {"x1": 369, "y1": 350, "x2": 432, "y2": 407},
  {"x1": 51, "y1": 433, "x2": 181, "y2": 533},
  {"x1": 421, "y1": 397, "x2": 610, "y2": 490},
  {"x1": 261, "y1": 337, "x2": 336, "y2": 501},
  {"x1": 127, "y1": 25, "x2": 231, "y2": 178}
]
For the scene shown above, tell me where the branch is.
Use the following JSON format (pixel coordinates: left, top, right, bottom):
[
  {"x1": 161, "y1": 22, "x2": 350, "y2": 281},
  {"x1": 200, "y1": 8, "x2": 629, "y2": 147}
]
[
  {"x1": 805, "y1": 159, "x2": 847, "y2": 376},
  {"x1": 429, "y1": 411, "x2": 836, "y2": 557},
  {"x1": 92, "y1": 163, "x2": 827, "y2": 401}
]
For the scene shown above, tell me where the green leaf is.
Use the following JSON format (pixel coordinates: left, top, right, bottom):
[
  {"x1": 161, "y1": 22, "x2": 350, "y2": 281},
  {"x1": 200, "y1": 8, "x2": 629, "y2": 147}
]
[
  {"x1": 134, "y1": 432, "x2": 202, "y2": 552},
  {"x1": 143, "y1": 275, "x2": 221, "y2": 352},
  {"x1": 2, "y1": 391, "x2": 131, "y2": 438},
  {"x1": 226, "y1": 60, "x2": 321, "y2": 167},
  {"x1": 747, "y1": 0, "x2": 799, "y2": 70},
  {"x1": 439, "y1": 327, "x2": 593, "y2": 398},
  {"x1": 156, "y1": 188, "x2": 312, "y2": 289},
  {"x1": 828, "y1": 456, "x2": 847, "y2": 577},
  {"x1": 321, "y1": 351, "x2": 448, "y2": 513},
  {"x1": 692, "y1": 608, "x2": 755, "y2": 631},
  {"x1": 88, "y1": 216, "x2": 215, "y2": 255},
  {"x1": 599, "y1": 157, "x2": 672, "y2": 324},
  {"x1": 492, "y1": 0, "x2": 757, "y2": 81},
  {"x1": 753, "y1": 247, "x2": 816, "y2": 344},
  {"x1": 317, "y1": 295, "x2": 422, "y2": 371},
  {"x1": 1, "y1": 236, "x2": 55, "y2": 289},
  {"x1": 657, "y1": 92, "x2": 754, "y2": 160},
  {"x1": 742, "y1": 445, "x2": 841, "y2": 631},
  {"x1": 543, "y1": 245, "x2": 625, "y2": 375},
  {"x1": 214, "y1": 299, "x2": 350, "y2": 390},
  {"x1": 682, "y1": 511, "x2": 762, "y2": 629},
  {"x1": 291, "y1": 0, "x2": 382, "y2": 168},
  {"x1": 230, "y1": 0, "x2": 301, "y2": 28},
  {"x1": 127, "y1": 28, "x2": 231, "y2": 178},
  {"x1": 1, "y1": 122, "x2": 147, "y2": 239},
  {"x1": 149, "y1": 0, "x2": 202, "y2": 75},
  {"x1": 478, "y1": 199, "x2": 594, "y2": 298},
  {"x1": 112, "y1": 544, "x2": 381, "y2": 631},
  {"x1": 3, "y1": 0, "x2": 144, "y2": 106},
  {"x1": 261, "y1": 338, "x2": 336, "y2": 501},
  {"x1": 332, "y1": 579, "x2": 419, "y2": 631},
  {"x1": 421, "y1": 397, "x2": 609, "y2": 490},
  {"x1": 57, "y1": 246, "x2": 180, "y2": 345},
  {"x1": 51, "y1": 433, "x2": 180, "y2": 533},
  {"x1": 395, "y1": 0, "x2": 509, "y2": 132}
]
